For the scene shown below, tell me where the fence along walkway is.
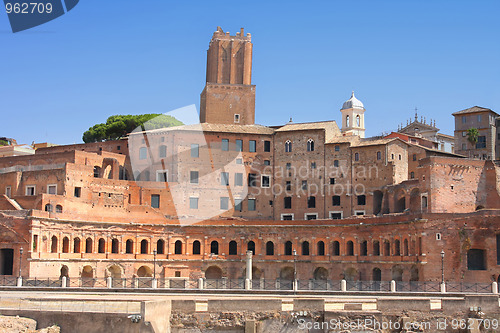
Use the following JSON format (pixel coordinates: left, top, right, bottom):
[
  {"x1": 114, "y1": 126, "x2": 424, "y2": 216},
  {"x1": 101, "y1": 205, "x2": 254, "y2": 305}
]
[{"x1": 1, "y1": 276, "x2": 499, "y2": 294}]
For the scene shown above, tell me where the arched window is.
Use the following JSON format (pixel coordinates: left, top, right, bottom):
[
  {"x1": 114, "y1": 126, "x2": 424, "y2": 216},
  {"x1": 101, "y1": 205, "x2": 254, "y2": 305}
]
[
  {"x1": 347, "y1": 241, "x2": 354, "y2": 256},
  {"x1": 360, "y1": 240, "x2": 368, "y2": 256},
  {"x1": 85, "y1": 238, "x2": 93, "y2": 253},
  {"x1": 356, "y1": 114, "x2": 360, "y2": 127},
  {"x1": 377, "y1": 151, "x2": 381, "y2": 160},
  {"x1": 73, "y1": 237, "x2": 81, "y2": 253},
  {"x1": 317, "y1": 241, "x2": 325, "y2": 256},
  {"x1": 247, "y1": 241, "x2": 255, "y2": 255},
  {"x1": 51, "y1": 236, "x2": 58, "y2": 253},
  {"x1": 126, "y1": 239, "x2": 133, "y2": 254},
  {"x1": 156, "y1": 239, "x2": 165, "y2": 254},
  {"x1": 210, "y1": 241, "x2": 219, "y2": 255},
  {"x1": 159, "y1": 145, "x2": 167, "y2": 158},
  {"x1": 98, "y1": 238, "x2": 105, "y2": 253},
  {"x1": 384, "y1": 240, "x2": 391, "y2": 256},
  {"x1": 403, "y1": 239, "x2": 409, "y2": 256},
  {"x1": 192, "y1": 240, "x2": 201, "y2": 255},
  {"x1": 266, "y1": 241, "x2": 274, "y2": 255},
  {"x1": 45, "y1": 204, "x2": 53, "y2": 212},
  {"x1": 140, "y1": 239, "x2": 148, "y2": 254},
  {"x1": 355, "y1": 153, "x2": 359, "y2": 161},
  {"x1": 394, "y1": 239, "x2": 401, "y2": 256},
  {"x1": 346, "y1": 115, "x2": 350, "y2": 127},
  {"x1": 285, "y1": 241, "x2": 293, "y2": 255},
  {"x1": 174, "y1": 240, "x2": 182, "y2": 254},
  {"x1": 307, "y1": 139, "x2": 314, "y2": 152},
  {"x1": 410, "y1": 171, "x2": 415, "y2": 179},
  {"x1": 373, "y1": 240, "x2": 380, "y2": 256},
  {"x1": 285, "y1": 140, "x2": 292, "y2": 153},
  {"x1": 302, "y1": 241, "x2": 310, "y2": 255},
  {"x1": 112, "y1": 239, "x2": 119, "y2": 254},
  {"x1": 55, "y1": 205, "x2": 63, "y2": 213},
  {"x1": 228, "y1": 241, "x2": 237, "y2": 255},
  {"x1": 332, "y1": 241, "x2": 340, "y2": 256},
  {"x1": 62, "y1": 237, "x2": 69, "y2": 253}
]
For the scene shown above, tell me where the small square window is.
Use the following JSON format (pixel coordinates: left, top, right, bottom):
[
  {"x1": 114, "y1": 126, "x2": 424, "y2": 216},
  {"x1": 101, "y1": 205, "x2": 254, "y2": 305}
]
[
  {"x1": 264, "y1": 160, "x2": 271, "y2": 165},
  {"x1": 234, "y1": 114, "x2": 240, "y2": 123},
  {"x1": 248, "y1": 173, "x2": 258, "y2": 187},
  {"x1": 25, "y1": 186, "x2": 36, "y2": 196},
  {"x1": 307, "y1": 196, "x2": 316, "y2": 208},
  {"x1": 335, "y1": 145, "x2": 340, "y2": 152},
  {"x1": 47, "y1": 184, "x2": 57, "y2": 195},
  {"x1": 74, "y1": 187, "x2": 81, "y2": 198},
  {"x1": 311, "y1": 162, "x2": 316, "y2": 169},
  {"x1": 189, "y1": 197, "x2": 198, "y2": 209},
  {"x1": 236, "y1": 158, "x2": 243, "y2": 164},
  {"x1": 332, "y1": 196, "x2": 341, "y2": 206},
  {"x1": 286, "y1": 181, "x2": 291, "y2": 191},
  {"x1": 330, "y1": 178, "x2": 335, "y2": 185},
  {"x1": 357, "y1": 195, "x2": 366, "y2": 205},
  {"x1": 264, "y1": 141, "x2": 271, "y2": 152},
  {"x1": 286, "y1": 163, "x2": 291, "y2": 170},
  {"x1": 302, "y1": 180, "x2": 307, "y2": 190},
  {"x1": 284, "y1": 197, "x2": 292, "y2": 209}
]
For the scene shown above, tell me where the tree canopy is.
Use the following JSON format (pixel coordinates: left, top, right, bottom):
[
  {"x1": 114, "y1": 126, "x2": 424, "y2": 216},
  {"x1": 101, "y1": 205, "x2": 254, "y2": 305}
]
[
  {"x1": 82, "y1": 114, "x2": 183, "y2": 143},
  {"x1": 466, "y1": 127, "x2": 479, "y2": 147}
]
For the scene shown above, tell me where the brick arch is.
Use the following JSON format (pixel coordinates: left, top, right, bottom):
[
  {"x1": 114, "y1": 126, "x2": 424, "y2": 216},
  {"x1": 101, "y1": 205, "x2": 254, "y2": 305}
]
[
  {"x1": 409, "y1": 188, "x2": 421, "y2": 212},
  {"x1": 394, "y1": 188, "x2": 407, "y2": 213}
]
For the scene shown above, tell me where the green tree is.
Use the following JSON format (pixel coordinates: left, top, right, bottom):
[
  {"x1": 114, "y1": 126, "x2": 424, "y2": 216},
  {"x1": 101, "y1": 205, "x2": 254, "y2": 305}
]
[
  {"x1": 466, "y1": 127, "x2": 479, "y2": 148},
  {"x1": 82, "y1": 114, "x2": 183, "y2": 143}
]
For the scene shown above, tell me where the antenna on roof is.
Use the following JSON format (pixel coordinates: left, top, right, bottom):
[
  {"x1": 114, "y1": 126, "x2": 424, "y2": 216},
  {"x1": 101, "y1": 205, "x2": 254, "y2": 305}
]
[{"x1": 414, "y1": 107, "x2": 418, "y2": 121}]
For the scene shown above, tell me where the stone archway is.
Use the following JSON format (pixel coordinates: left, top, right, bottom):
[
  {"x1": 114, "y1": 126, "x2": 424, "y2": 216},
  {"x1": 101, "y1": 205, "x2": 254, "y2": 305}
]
[
  {"x1": 107, "y1": 264, "x2": 122, "y2": 279},
  {"x1": 394, "y1": 189, "x2": 406, "y2": 213},
  {"x1": 409, "y1": 188, "x2": 421, "y2": 212},
  {"x1": 279, "y1": 266, "x2": 294, "y2": 280},
  {"x1": 373, "y1": 190, "x2": 383, "y2": 215},
  {"x1": 81, "y1": 265, "x2": 93, "y2": 278},
  {"x1": 60, "y1": 265, "x2": 69, "y2": 278},
  {"x1": 313, "y1": 267, "x2": 328, "y2": 280},
  {"x1": 344, "y1": 267, "x2": 358, "y2": 281},
  {"x1": 137, "y1": 266, "x2": 153, "y2": 277},
  {"x1": 392, "y1": 265, "x2": 404, "y2": 281},
  {"x1": 205, "y1": 266, "x2": 223, "y2": 279}
]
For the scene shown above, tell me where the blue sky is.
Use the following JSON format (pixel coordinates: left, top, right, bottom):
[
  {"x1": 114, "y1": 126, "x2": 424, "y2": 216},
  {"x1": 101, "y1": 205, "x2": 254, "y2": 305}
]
[{"x1": 1, "y1": 0, "x2": 499, "y2": 144}]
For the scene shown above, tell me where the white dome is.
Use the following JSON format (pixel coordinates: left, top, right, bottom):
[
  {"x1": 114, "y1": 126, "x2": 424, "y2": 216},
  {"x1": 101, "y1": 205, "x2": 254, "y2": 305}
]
[{"x1": 341, "y1": 91, "x2": 364, "y2": 110}]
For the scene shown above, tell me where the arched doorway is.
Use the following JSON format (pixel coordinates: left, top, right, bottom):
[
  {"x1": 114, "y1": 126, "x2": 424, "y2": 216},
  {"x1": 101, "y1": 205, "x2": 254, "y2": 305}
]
[
  {"x1": 205, "y1": 266, "x2": 223, "y2": 279},
  {"x1": 313, "y1": 267, "x2": 328, "y2": 280},
  {"x1": 137, "y1": 266, "x2": 153, "y2": 277},
  {"x1": 81, "y1": 265, "x2": 93, "y2": 278},
  {"x1": 344, "y1": 267, "x2": 358, "y2": 281},
  {"x1": 394, "y1": 189, "x2": 406, "y2": 213},
  {"x1": 373, "y1": 190, "x2": 383, "y2": 215},
  {"x1": 107, "y1": 265, "x2": 122, "y2": 279},
  {"x1": 279, "y1": 266, "x2": 294, "y2": 280},
  {"x1": 391, "y1": 265, "x2": 403, "y2": 281},
  {"x1": 60, "y1": 265, "x2": 69, "y2": 278}
]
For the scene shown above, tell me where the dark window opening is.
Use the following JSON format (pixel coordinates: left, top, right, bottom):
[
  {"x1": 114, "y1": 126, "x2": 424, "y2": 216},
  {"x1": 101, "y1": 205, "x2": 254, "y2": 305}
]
[
  {"x1": 467, "y1": 249, "x2": 486, "y2": 270},
  {"x1": 229, "y1": 241, "x2": 238, "y2": 255}
]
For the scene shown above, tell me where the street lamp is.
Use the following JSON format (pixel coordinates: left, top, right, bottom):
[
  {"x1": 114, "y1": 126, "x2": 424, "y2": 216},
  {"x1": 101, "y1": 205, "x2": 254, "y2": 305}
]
[
  {"x1": 18, "y1": 247, "x2": 23, "y2": 278},
  {"x1": 153, "y1": 249, "x2": 157, "y2": 279},
  {"x1": 440, "y1": 250, "x2": 445, "y2": 283}
]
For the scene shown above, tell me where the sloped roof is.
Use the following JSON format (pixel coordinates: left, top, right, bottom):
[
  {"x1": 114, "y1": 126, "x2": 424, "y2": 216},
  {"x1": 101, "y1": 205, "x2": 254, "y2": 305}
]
[
  {"x1": 131, "y1": 123, "x2": 275, "y2": 136},
  {"x1": 275, "y1": 121, "x2": 341, "y2": 142},
  {"x1": 452, "y1": 106, "x2": 498, "y2": 116},
  {"x1": 352, "y1": 137, "x2": 407, "y2": 148}
]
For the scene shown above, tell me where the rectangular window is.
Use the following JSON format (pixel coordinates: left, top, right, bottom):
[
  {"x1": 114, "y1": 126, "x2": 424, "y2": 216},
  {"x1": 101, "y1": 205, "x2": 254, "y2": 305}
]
[
  {"x1": 477, "y1": 115, "x2": 482, "y2": 122},
  {"x1": 357, "y1": 195, "x2": 366, "y2": 205},
  {"x1": 151, "y1": 194, "x2": 160, "y2": 208},
  {"x1": 330, "y1": 178, "x2": 335, "y2": 185},
  {"x1": 422, "y1": 196, "x2": 428, "y2": 208},
  {"x1": 236, "y1": 139, "x2": 243, "y2": 152},
  {"x1": 264, "y1": 140, "x2": 271, "y2": 152},
  {"x1": 191, "y1": 144, "x2": 199, "y2": 158},
  {"x1": 332, "y1": 195, "x2": 341, "y2": 206},
  {"x1": 249, "y1": 140, "x2": 256, "y2": 152},
  {"x1": 476, "y1": 136, "x2": 486, "y2": 149},
  {"x1": 302, "y1": 180, "x2": 307, "y2": 190},
  {"x1": 156, "y1": 171, "x2": 168, "y2": 182},
  {"x1": 462, "y1": 143, "x2": 467, "y2": 150},
  {"x1": 221, "y1": 139, "x2": 229, "y2": 151},
  {"x1": 377, "y1": 151, "x2": 381, "y2": 160},
  {"x1": 281, "y1": 214, "x2": 293, "y2": 220},
  {"x1": 284, "y1": 197, "x2": 292, "y2": 209},
  {"x1": 261, "y1": 175, "x2": 270, "y2": 188},
  {"x1": 236, "y1": 158, "x2": 243, "y2": 164},
  {"x1": 330, "y1": 212, "x2": 342, "y2": 219},
  {"x1": 47, "y1": 184, "x2": 57, "y2": 195},
  {"x1": 25, "y1": 186, "x2": 35, "y2": 196},
  {"x1": 307, "y1": 196, "x2": 316, "y2": 208},
  {"x1": 234, "y1": 114, "x2": 240, "y2": 123},
  {"x1": 74, "y1": 187, "x2": 81, "y2": 198},
  {"x1": 462, "y1": 131, "x2": 467, "y2": 137},
  {"x1": 248, "y1": 173, "x2": 258, "y2": 187},
  {"x1": 221, "y1": 172, "x2": 229, "y2": 186},
  {"x1": 335, "y1": 145, "x2": 340, "y2": 152},
  {"x1": 264, "y1": 160, "x2": 270, "y2": 165},
  {"x1": 311, "y1": 162, "x2": 316, "y2": 169},
  {"x1": 286, "y1": 181, "x2": 291, "y2": 191},
  {"x1": 5, "y1": 186, "x2": 11, "y2": 198},
  {"x1": 305, "y1": 213, "x2": 317, "y2": 220},
  {"x1": 462, "y1": 116, "x2": 467, "y2": 124},
  {"x1": 234, "y1": 198, "x2": 242, "y2": 212},
  {"x1": 334, "y1": 160, "x2": 339, "y2": 167},
  {"x1": 190, "y1": 171, "x2": 199, "y2": 184},
  {"x1": 286, "y1": 163, "x2": 291, "y2": 170},
  {"x1": 139, "y1": 147, "x2": 147, "y2": 160},
  {"x1": 220, "y1": 197, "x2": 229, "y2": 210},
  {"x1": 497, "y1": 234, "x2": 500, "y2": 265},
  {"x1": 467, "y1": 249, "x2": 486, "y2": 270},
  {"x1": 189, "y1": 197, "x2": 198, "y2": 209},
  {"x1": 248, "y1": 198, "x2": 256, "y2": 211},
  {"x1": 235, "y1": 173, "x2": 243, "y2": 186}
]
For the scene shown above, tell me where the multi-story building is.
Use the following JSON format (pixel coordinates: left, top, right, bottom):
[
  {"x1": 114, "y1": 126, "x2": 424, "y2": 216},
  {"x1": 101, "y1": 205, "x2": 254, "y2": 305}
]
[
  {"x1": 453, "y1": 106, "x2": 499, "y2": 160},
  {"x1": 1, "y1": 27, "x2": 500, "y2": 285}
]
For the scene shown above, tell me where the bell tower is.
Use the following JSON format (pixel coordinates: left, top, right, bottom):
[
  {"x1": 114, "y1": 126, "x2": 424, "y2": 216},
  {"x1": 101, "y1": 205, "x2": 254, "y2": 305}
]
[
  {"x1": 200, "y1": 27, "x2": 256, "y2": 125},
  {"x1": 340, "y1": 91, "x2": 366, "y2": 138}
]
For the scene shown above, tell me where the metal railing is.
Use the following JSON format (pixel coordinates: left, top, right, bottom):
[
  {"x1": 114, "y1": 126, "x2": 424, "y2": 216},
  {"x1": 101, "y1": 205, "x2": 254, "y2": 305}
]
[{"x1": 0, "y1": 276, "x2": 497, "y2": 294}]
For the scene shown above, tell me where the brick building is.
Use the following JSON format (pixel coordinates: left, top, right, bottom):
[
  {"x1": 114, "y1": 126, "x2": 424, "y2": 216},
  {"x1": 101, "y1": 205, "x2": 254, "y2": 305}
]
[{"x1": 1, "y1": 27, "x2": 500, "y2": 285}]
